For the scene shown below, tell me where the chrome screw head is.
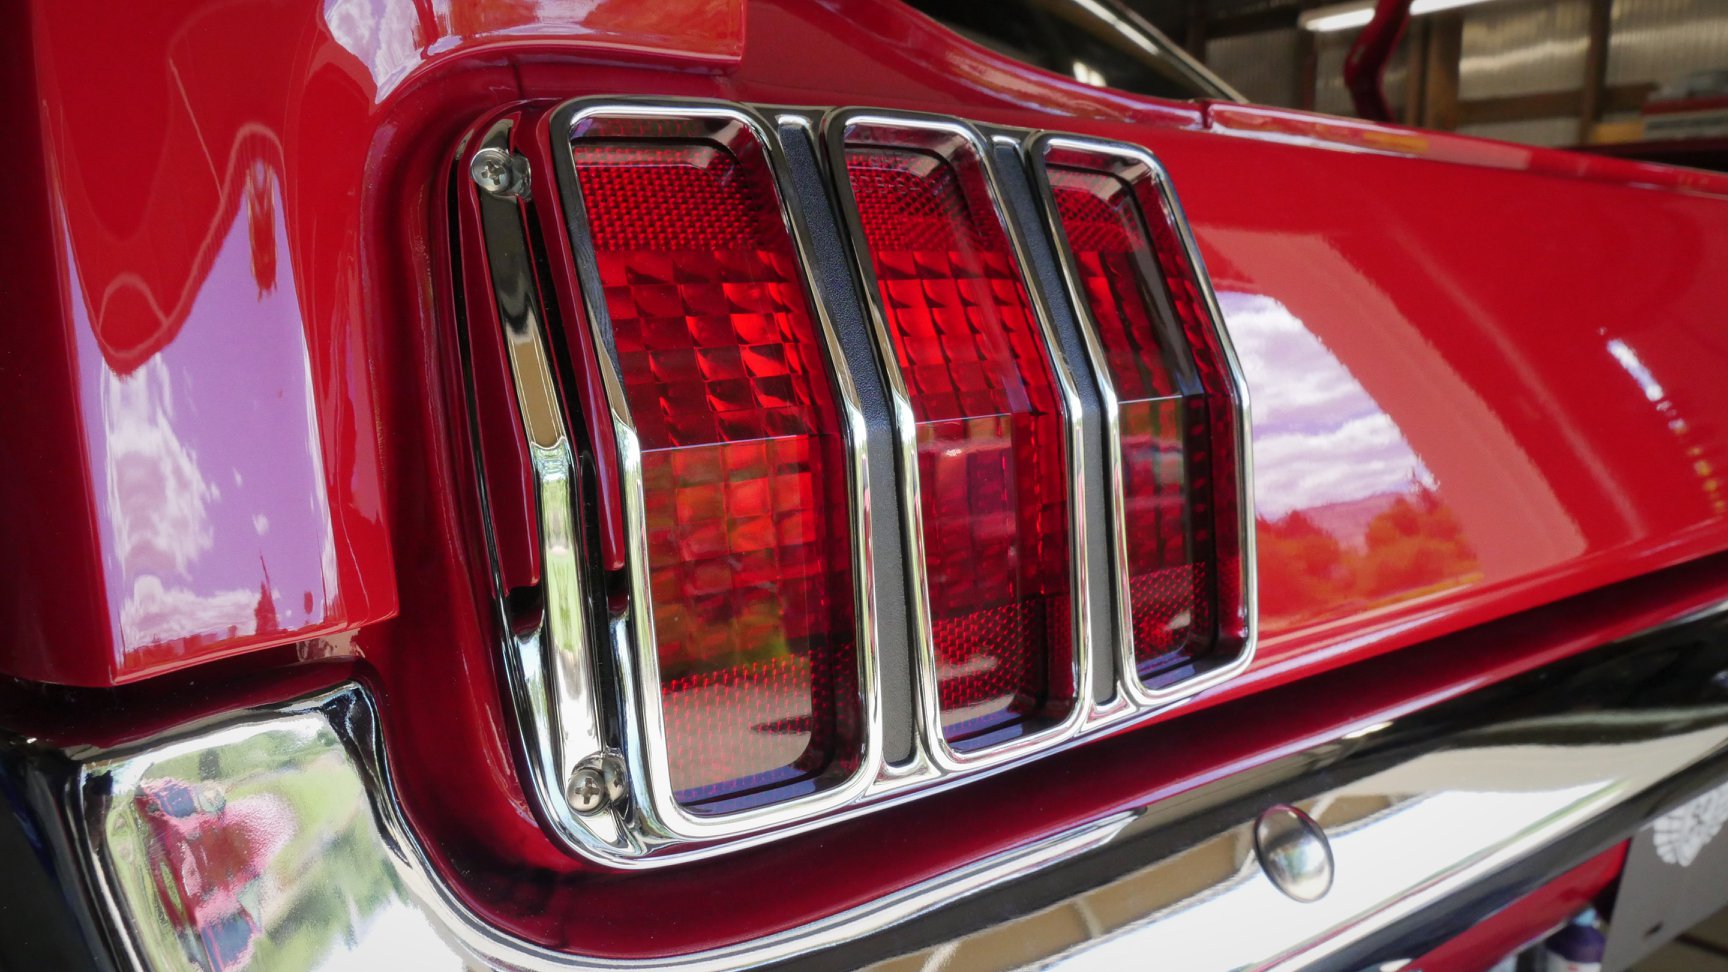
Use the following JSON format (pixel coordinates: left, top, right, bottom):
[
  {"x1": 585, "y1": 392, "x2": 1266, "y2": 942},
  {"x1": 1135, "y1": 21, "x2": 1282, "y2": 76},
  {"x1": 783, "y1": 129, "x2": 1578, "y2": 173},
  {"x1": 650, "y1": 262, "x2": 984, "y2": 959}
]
[
  {"x1": 566, "y1": 766, "x2": 608, "y2": 815},
  {"x1": 566, "y1": 757, "x2": 626, "y2": 816},
  {"x1": 1254, "y1": 804, "x2": 1334, "y2": 902},
  {"x1": 470, "y1": 147, "x2": 529, "y2": 199}
]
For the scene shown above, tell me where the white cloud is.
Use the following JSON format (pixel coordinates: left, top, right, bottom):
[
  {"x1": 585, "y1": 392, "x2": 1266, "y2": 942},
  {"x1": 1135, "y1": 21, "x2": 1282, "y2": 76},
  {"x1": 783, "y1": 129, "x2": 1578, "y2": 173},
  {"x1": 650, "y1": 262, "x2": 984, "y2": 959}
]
[
  {"x1": 119, "y1": 575, "x2": 258, "y2": 647},
  {"x1": 101, "y1": 358, "x2": 218, "y2": 577},
  {"x1": 1218, "y1": 291, "x2": 1429, "y2": 518}
]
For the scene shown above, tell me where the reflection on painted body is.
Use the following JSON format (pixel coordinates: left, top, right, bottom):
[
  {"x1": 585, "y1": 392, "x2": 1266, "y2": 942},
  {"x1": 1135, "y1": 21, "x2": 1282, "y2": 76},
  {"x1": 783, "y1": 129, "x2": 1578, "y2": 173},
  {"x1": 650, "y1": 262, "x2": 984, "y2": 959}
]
[
  {"x1": 68, "y1": 171, "x2": 341, "y2": 674},
  {"x1": 1224, "y1": 290, "x2": 1480, "y2": 625}
]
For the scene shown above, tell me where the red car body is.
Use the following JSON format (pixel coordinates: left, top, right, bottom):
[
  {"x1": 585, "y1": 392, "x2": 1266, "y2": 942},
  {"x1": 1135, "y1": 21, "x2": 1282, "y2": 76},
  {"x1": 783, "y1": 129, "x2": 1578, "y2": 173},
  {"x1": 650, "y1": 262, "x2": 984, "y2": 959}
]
[{"x1": 5, "y1": 0, "x2": 1728, "y2": 968}]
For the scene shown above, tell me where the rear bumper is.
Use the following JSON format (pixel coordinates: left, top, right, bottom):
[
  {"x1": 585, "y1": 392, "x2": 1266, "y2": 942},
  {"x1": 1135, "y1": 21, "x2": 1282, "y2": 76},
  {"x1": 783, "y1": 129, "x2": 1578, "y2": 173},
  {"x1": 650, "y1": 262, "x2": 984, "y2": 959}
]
[{"x1": 8, "y1": 606, "x2": 1728, "y2": 971}]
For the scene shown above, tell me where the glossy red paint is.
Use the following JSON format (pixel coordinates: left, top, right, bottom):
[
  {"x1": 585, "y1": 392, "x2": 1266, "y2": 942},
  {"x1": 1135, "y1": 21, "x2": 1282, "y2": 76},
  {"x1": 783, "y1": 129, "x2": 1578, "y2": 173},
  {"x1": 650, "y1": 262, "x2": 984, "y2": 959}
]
[
  {"x1": 419, "y1": 0, "x2": 747, "y2": 69},
  {"x1": 0, "y1": 0, "x2": 400, "y2": 685},
  {"x1": 1410, "y1": 843, "x2": 1627, "y2": 972},
  {"x1": 5, "y1": 0, "x2": 1728, "y2": 957}
]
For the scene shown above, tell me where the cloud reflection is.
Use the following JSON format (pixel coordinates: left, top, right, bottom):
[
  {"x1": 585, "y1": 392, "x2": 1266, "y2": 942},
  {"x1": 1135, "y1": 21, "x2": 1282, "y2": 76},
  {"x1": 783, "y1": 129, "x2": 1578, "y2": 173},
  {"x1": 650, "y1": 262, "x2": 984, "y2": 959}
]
[
  {"x1": 1222, "y1": 291, "x2": 1432, "y2": 519},
  {"x1": 64, "y1": 152, "x2": 342, "y2": 673},
  {"x1": 120, "y1": 576, "x2": 260, "y2": 651},
  {"x1": 102, "y1": 358, "x2": 220, "y2": 577},
  {"x1": 1220, "y1": 291, "x2": 1480, "y2": 621}
]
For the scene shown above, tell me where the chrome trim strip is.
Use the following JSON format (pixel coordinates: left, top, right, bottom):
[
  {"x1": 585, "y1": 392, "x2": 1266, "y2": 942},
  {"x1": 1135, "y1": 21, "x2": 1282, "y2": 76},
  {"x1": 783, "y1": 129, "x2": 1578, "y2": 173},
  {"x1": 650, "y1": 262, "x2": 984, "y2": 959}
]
[
  {"x1": 1024, "y1": 133, "x2": 1260, "y2": 713},
  {"x1": 32, "y1": 601, "x2": 1728, "y2": 971},
  {"x1": 819, "y1": 109, "x2": 1094, "y2": 774},
  {"x1": 69, "y1": 684, "x2": 1133, "y2": 972},
  {"x1": 893, "y1": 715, "x2": 1728, "y2": 972},
  {"x1": 531, "y1": 99, "x2": 886, "y2": 850},
  {"x1": 467, "y1": 119, "x2": 642, "y2": 861}
]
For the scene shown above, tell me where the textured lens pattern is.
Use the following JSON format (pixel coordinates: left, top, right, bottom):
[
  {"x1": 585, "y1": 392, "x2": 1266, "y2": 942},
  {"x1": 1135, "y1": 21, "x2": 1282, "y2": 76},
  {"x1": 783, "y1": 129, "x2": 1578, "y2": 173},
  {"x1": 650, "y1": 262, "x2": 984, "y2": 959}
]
[
  {"x1": 845, "y1": 139, "x2": 1072, "y2": 748},
  {"x1": 573, "y1": 125, "x2": 858, "y2": 808},
  {"x1": 1048, "y1": 162, "x2": 1238, "y2": 683},
  {"x1": 1138, "y1": 181, "x2": 1247, "y2": 656}
]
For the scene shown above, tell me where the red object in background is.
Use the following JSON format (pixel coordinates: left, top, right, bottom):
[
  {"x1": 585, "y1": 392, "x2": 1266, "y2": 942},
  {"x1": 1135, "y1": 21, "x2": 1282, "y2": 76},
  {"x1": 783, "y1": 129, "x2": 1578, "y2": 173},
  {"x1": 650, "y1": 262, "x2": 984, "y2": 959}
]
[
  {"x1": 1044, "y1": 153, "x2": 1250, "y2": 687},
  {"x1": 0, "y1": 0, "x2": 399, "y2": 687},
  {"x1": 1409, "y1": 843, "x2": 1627, "y2": 971},
  {"x1": 841, "y1": 122, "x2": 1076, "y2": 750},
  {"x1": 7, "y1": 0, "x2": 1728, "y2": 959},
  {"x1": 565, "y1": 113, "x2": 863, "y2": 809},
  {"x1": 1344, "y1": 0, "x2": 1413, "y2": 123},
  {"x1": 134, "y1": 779, "x2": 295, "y2": 970}
]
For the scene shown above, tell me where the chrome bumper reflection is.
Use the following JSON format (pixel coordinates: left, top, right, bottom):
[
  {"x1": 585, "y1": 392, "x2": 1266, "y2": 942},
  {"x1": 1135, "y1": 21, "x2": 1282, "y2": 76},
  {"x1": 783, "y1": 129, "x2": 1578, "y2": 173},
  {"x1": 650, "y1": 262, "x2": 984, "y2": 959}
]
[{"x1": 16, "y1": 613, "x2": 1728, "y2": 971}]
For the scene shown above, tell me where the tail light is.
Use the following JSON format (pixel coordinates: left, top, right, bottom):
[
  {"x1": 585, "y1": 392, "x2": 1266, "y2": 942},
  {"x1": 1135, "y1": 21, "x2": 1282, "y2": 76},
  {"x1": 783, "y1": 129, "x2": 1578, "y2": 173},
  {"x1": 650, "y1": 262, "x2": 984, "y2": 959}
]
[
  {"x1": 459, "y1": 102, "x2": 1253, "y2": 867},
  {"x1": 829, "y1": 116, "x2": 1085, "y2": 761},
  {"x1": 1029, "y1": 136, "x2": 1251, "y2": 700},
  {"x1": 563, "y1": 112, "x2": 870, "y2": 813}
]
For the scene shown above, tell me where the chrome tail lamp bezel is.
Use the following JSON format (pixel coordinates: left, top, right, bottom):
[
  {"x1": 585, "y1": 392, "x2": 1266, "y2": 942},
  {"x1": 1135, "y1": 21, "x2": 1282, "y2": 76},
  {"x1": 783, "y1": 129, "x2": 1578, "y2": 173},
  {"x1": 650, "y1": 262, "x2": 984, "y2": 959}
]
[
  {"x1": 822, "y1": 110, "x2": 1095, "y2": 775},
  {"x1": 1024, "y1": 133, "x2": 1259, "y2": 711},
  {"x1": 455, "y1": 98, "x2": 1257, "y2": 868},
  {"x1": 546, "y1": 101, "x2": 886, "y2": 850}
]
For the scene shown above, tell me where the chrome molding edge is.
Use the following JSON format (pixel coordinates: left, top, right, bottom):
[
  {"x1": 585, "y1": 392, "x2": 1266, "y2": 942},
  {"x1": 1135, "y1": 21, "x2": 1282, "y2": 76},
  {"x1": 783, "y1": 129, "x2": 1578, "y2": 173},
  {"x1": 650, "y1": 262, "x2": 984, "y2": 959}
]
[
  {"x1": 466, "y1": 118, "x2": 642, "y2": 863},
  {"x1": 19, "y1": 600, "x2": 1728, "y2": 971},
  {"x1": 467, "y1": 99, "x2": 1259, "y2": 866},
  {"x1": 63, "y1": 683, "x2": 1134, "y2": 972}
]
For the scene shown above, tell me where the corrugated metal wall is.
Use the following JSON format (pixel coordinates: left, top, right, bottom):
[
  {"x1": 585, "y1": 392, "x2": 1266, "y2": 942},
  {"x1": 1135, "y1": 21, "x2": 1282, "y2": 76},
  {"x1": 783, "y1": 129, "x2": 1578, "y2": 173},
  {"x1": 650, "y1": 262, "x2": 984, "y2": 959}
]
[
  {"x1": 1206, "y1": 28, "x2": 1300, "y2": 107},
  {"x1": 1383, "y1": 39, "x2": 1411, "y2": 115},
  {"x1": 1200, "y1": 0, "x2": 1728, "y2": 147},
  {"x1": 1454, "y1": 117, "x2": 1585, "y2": 144},
  {"x1": 1458, "y1": 0, "x2": 1590, "y2": 99},
  {"x1": 1212, "y1": 31, "x2": 1409, "y2": 120},
  {"x1": 1314, "y1": 32, "x2": 1351, "y2": 116},
  {"x1": 1455, "y1": 0, "x2": 1590, "y2": 145},
  {"x1": 1606, "y1": 0, "x2": 1728, "y2": 95}
]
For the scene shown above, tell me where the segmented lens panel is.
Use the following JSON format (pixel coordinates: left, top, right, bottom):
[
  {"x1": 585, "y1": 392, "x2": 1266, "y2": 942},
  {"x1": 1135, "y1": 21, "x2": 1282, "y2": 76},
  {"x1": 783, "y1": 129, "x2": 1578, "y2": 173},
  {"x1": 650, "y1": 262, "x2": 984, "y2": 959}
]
[
  {"x1": 1046, "y1": 157, "x2": 1245, "y2": 688},
  {"x1": 571, "y1": 117, "x2": 860, "y2": 809},
  {"x1": 843, "y1": 130, "x2": 1074, "y2": 749}
]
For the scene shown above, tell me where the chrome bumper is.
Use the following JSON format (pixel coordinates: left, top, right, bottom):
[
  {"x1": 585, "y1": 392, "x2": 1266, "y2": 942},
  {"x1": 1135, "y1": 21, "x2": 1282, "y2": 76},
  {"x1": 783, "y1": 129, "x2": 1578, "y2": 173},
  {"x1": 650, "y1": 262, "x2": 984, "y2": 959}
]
[{"x1": 8, "y1": 608, "x2": 1728, "y2": 971}]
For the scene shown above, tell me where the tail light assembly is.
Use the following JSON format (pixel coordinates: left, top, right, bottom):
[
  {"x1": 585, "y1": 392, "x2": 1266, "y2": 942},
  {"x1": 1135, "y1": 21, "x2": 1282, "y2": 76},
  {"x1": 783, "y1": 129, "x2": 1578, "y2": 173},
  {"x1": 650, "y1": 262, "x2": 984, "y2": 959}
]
[{"x1": 457, "y1": 100, "x2": 1254, "y2": 867}]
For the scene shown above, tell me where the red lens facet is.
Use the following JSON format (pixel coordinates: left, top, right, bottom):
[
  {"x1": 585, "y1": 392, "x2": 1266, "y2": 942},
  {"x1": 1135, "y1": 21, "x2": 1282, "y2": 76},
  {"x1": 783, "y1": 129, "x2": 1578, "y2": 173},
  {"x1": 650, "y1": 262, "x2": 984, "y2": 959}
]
[
  {"x1": 1046, "y1": 158, "x2": 1246, "y2": 687},
  {"x1": 570, "y1": 117, "x2": 860, "y2": 809},
  {"x1": 843, "y1": 127, "x2": 1074, "y2": 749}
]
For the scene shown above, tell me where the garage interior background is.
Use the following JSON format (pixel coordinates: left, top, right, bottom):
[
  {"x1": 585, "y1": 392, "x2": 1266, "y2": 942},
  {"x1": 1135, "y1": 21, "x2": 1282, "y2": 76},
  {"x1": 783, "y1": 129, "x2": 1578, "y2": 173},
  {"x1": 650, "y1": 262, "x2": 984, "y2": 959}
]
[{"x1": 1135, "y1": 0, "x2": 1728, "y2": 156}]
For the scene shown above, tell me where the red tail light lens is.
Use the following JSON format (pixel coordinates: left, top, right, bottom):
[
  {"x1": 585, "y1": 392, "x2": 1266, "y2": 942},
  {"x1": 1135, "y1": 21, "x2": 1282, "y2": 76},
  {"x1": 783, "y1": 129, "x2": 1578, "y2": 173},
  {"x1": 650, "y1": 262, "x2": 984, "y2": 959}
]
[
  {"x1": 839, "y1": 121, "x2": 1077, "y2": 752},
  {"x1": 568, "y1": 114, "x2": 862, "y2": 810},
  {"x1": 1040, "y1": 144, "x2": 1249, "y2": 690}
]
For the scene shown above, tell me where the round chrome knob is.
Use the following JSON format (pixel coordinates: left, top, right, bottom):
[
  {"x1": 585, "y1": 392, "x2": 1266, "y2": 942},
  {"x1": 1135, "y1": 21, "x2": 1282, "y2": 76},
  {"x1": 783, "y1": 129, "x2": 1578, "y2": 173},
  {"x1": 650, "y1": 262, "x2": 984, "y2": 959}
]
[{"x1": 1254, "y1": 804, "x2": 1334, "y2": 902}]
